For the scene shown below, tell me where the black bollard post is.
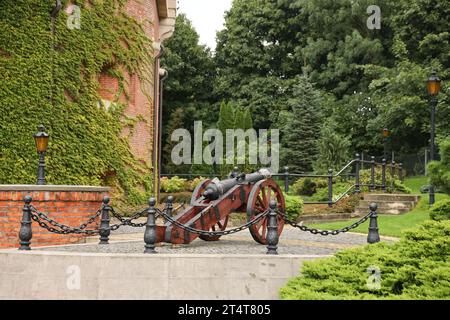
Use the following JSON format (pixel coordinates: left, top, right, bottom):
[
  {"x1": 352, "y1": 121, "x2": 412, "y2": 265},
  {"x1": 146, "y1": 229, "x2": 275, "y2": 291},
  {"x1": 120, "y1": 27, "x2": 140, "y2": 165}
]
[
  {"x1": 266, "y1": 200, "x2": 279, "y2": 255},
  {"x1": 144, "y1": 198, "x2": 157, "y2": 254},
  {"x1": 367, "y1": 203, "x2": 380, "y2": 244},
  {"x1": 99, "y1": 196, "x2": 111, "y2": 245},
  {"x1": 391, "y1": 160, "x2": 396, "y2": 191},
  {"x1": 165, "y1": 195, "x2": 174, "y2": 215},
  {"x1": 370, "y1": 156, "x2": 375, "y2": 192},
  {"x1": 284, "y1": 166, "x2": 289, "y2": 193},
  {"x1": 19, "y1": 195, "x2": 33, "y2": 250},
  {"x1": 399, "y1": 163, "x2": 403, "y2": 182},
  {"x1": 328, "y1": 169, "x2": 333, "y2": 208},
  {"x1": 355, "y1": 154, "x2": 361, "y2": 194},
  {"x1": 381, "y1": 159, "x2": 387, "y2": 193}
]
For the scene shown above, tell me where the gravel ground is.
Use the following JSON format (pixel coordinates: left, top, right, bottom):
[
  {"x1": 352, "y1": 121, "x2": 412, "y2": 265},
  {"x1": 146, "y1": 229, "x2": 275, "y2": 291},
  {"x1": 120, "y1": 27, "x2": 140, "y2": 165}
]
[{"x1": 37, "y1": 223, "x2": 389, "y2": 255}]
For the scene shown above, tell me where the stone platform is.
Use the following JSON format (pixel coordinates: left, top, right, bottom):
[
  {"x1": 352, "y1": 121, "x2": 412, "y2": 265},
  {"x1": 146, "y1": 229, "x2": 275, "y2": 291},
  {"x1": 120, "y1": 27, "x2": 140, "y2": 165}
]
[{"x1": 0, "y1": 226, "x2": 396, "y2": 299}]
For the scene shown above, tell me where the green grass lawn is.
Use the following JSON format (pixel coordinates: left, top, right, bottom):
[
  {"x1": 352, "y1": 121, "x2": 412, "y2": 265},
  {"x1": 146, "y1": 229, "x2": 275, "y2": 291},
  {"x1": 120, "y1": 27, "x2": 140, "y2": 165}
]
[
  {"x1": 309, "y1": 176, "x2": 449, "y2": 238},
  {"x1": 403, "y1": 175, "x2": 429, "y2": 193}
]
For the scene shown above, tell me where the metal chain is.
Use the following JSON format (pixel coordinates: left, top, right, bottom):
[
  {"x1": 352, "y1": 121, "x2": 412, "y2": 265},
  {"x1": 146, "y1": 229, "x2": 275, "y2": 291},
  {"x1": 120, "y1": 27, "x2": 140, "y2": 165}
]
[
  {"x1": 156, "y1": 208, "x2": 270, "y2": 236},
  {"x1": 30, "y1": 212, "x2": 100, "y2": 235},
  {"x1": 30, "y1": 205, "x2": 102, "y2": 231},
  {"x1": 109, "y1": 208, "x2": 149, "y2": 228},
  {"x1": 278, "y1": 210, "x2": 372, "y2": 236}
]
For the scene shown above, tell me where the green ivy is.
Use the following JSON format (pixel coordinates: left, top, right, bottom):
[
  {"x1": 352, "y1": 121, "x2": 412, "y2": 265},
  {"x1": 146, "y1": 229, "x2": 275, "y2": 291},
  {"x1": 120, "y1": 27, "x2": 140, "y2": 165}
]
[{"x1": 0, "y1": 0, "x2": 154, "y2": 205}]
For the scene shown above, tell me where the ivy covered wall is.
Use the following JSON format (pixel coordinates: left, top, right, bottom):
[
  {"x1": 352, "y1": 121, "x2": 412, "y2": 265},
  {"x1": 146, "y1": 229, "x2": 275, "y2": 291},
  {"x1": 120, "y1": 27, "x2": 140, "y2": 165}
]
[{"x1": 0, "y1": 0, "x2": 155, "y2": 204}]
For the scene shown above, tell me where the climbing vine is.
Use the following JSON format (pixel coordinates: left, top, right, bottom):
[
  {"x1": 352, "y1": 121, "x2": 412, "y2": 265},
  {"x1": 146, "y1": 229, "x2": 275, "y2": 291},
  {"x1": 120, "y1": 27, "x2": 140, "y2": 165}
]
[{"x1": 0, "y1": 0, "x2": 154, "y2": 205}]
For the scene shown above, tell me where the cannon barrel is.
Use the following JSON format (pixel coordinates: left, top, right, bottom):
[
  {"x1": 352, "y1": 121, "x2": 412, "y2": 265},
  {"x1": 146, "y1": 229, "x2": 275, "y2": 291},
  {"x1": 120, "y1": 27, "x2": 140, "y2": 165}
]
[{"x1": 202, "y1": 168, "x2": 272, "y2": 200}]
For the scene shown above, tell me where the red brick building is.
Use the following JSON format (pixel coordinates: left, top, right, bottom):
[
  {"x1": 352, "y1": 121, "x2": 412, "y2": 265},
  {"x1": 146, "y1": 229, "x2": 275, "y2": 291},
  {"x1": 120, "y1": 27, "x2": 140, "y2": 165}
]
[{"x1": 97, "y1": 0, "x2": 176, "y2": 195}]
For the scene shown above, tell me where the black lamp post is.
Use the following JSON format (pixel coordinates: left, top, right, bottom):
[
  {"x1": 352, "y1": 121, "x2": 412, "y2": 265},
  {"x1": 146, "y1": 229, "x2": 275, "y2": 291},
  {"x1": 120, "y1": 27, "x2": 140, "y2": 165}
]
[
  {"x1": 427, "y1": 70, "x2": 441, "y2": 205},
  {"x1": 33, "y1": 125, "x2": 49, "y2": 185},
  {"x1": 383, "y1": 128, "x2": 390, "y2": 161}
]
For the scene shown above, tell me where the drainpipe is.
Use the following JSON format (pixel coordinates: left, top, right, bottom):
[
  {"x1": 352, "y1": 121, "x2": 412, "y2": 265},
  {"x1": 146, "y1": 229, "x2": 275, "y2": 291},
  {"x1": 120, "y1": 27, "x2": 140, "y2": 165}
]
[
  {"x1": 152, "y1": 44, "x2": 165, "y2": 201},
  {"x1": 158, "y1": 68, "x2": 169, "y2": 202}
]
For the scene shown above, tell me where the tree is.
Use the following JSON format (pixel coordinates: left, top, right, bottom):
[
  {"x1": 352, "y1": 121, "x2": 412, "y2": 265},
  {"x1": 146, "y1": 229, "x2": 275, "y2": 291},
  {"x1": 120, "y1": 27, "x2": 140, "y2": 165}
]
[
  {"x1": 160, "y1": 14, "x2": 215, "y2": 173},
  {"x1": 279, "y1": 77, "x2": 323, "y2": 172},
  {"x1": 313, "y1": 125, "x2": 351, "y2": 173}
]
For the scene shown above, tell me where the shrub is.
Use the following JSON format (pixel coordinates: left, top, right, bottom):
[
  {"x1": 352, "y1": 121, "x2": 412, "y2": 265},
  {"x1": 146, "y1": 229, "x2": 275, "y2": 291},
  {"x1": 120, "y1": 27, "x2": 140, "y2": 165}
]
[
  {"x1": 280, "y1": 220, "x2": 450, "y2": 300},
  {"x1": 309, "y1": 182, "x2": 353, "y2": 202},
  {"x1": 359, "y1": 168, "x2": 410, "y2": 194},
  {"x1": 430, "y1": 200, "x2": 450, "y2": 221},
  {"x1": 160, "y1": 176, "x2": 188, "y2": 193},
  {"x1": 428, "y1": 139, "x2": 450, "y2": 195},
  {"x1": 284, "y1": 195, "x2": 304, "y2": 221},
  {"x1": 291, "y1": 178, "x2": 327, "y2": 196}
]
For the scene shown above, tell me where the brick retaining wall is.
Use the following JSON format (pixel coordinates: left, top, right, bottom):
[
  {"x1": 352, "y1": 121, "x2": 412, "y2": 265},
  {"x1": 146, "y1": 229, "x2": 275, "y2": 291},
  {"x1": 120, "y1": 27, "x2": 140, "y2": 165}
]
[{"x1": 0, "y1": 185, "x2": 109, "y2": 248}]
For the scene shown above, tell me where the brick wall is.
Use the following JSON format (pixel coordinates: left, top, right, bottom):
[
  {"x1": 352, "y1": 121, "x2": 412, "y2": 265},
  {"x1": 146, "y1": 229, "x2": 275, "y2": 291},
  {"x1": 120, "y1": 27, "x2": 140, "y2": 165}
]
[
  {"x1": 0, "y1": 188, "x2": 109, "y2": 249},
  {"x1": 97, "y1": 0, "x2": 160, "y2": 166}
]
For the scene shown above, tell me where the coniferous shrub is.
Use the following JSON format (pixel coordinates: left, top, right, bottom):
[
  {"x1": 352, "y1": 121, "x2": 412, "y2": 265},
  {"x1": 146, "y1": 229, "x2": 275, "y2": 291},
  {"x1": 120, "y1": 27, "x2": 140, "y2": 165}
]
[{"x1": 280, "y1": 220, "x2": 450, "y2": 300}]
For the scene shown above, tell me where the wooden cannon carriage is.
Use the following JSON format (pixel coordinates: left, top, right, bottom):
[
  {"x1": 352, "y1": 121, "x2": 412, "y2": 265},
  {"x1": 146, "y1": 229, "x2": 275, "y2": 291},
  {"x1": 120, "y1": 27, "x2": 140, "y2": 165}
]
[{"x1": 155, "y1": 169, "x2": 285, "y2": 245}]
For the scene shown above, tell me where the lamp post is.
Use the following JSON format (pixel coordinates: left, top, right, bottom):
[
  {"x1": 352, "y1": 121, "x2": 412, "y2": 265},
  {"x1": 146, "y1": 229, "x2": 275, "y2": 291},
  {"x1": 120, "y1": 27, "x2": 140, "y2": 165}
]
[
  {"x1": 427, "y1": 70, "x2": 441, "y2": 205},
  {"x1": 383, "y1": 128, "x2": 389, "y2": 161},
  {"x1": 33, "y1": 125, "x2": 49, "y2": 185}
]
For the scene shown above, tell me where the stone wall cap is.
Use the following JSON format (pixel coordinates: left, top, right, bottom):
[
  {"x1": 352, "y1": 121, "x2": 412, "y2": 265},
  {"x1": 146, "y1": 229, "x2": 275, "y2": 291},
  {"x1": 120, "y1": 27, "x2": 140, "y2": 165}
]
[{"x1": 0, "y1": 185, "x2": 110, "y2": 192}]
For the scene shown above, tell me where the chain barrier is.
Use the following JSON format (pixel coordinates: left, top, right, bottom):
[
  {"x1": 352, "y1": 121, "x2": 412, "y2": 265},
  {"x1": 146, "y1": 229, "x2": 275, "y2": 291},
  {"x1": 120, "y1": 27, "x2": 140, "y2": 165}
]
[
  {"x1": 156, "y1": 208, "x2": 270, "y2": 237},
  {"x1": 278, "y1": 210, "x2": 372, "y2": 236},
  {"x1": 110, "y1": 207, "x2": 149, "y2": 229},
  {"x1": 30, "y1": 208, "x2": 100, "y2": 235}
]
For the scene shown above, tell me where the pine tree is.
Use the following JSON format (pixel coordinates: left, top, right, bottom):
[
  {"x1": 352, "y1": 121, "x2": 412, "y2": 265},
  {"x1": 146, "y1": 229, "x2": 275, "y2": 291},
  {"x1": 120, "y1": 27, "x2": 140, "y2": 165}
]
[
  {"x1": 162, "y1": 108, "x2": 189, "y2": 174},
  {"x1": 281, "y1": 77, "x2": 322, "y2": 173},
  {"x1": 217, "y1": 101, "x2": 235, "y2": 135}
]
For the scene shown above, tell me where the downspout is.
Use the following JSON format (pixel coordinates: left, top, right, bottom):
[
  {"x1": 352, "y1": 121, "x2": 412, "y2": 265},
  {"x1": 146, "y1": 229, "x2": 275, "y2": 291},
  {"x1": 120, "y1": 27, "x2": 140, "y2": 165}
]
[
  {"x1": 152, "y1": 44, "x2": 165, "y2": 201},
  {"x1": 158, "y1": 68, "x2": 169, "y2": 201}
]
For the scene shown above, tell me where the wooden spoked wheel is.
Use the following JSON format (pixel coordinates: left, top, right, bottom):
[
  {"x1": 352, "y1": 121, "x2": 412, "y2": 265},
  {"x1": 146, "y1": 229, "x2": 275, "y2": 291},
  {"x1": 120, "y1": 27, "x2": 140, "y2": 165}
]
[
  {"x1": 246, "y1": 179, "x2": 285, "y2": 245},
  {"x1": 190, "y1": 179, "x2": 211, "y2": 205},
  {"x1": 199, "y1": 215, "x2": 229, "y2": 241}
]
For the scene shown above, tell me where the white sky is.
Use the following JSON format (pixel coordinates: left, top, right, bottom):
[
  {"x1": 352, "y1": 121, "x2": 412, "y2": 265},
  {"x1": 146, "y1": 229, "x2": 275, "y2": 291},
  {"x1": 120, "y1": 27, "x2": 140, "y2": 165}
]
[{"x1": 177, "y1": 0, "x2": 233, "y2": 50}]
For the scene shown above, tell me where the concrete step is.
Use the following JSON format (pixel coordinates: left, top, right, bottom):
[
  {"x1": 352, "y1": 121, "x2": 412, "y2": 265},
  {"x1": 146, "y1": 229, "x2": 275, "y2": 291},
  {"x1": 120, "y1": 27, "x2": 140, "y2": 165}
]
[
  {"x1": 358, "y1": 200, "x2": 416, "y2": 209},
  {"x1": 354, "y1": 207, "x2": 411, "y2": 215},
  {"x1": 363, "y1": 193, "x2": 420, "y2": 202}
]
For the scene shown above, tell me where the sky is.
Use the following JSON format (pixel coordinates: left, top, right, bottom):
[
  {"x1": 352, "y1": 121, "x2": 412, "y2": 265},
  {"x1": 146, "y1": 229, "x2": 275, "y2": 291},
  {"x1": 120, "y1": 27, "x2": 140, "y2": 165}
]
[{"x1": 178, "y1": 0, "x2": 233, "y2": 50}]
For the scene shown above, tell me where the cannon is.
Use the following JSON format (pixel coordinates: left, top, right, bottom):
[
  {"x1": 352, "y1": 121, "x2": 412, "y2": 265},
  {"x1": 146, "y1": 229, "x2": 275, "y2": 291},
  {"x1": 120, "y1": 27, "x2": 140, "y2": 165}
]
[{"x1": 155, "y1": 169, "x2": 285, "y2": 245}]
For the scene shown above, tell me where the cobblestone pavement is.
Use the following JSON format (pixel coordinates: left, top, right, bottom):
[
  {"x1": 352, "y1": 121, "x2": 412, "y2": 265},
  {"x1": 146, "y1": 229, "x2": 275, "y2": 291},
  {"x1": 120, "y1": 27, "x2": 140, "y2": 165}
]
[{"x1": 37, "y1": 223, "x2": 396, "y2": 255}]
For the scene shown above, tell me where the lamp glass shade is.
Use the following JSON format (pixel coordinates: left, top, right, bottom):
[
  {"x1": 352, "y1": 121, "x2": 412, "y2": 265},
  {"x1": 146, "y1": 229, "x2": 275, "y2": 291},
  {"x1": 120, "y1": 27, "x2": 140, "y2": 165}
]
[
  {"x1": 427, "y1": 72, "x2": 441, "y2": 96},
  {"x1": 34, "y1": 136, "x2": 49, "y2": 153},
  {"x1": 33, "y1": 125, "x2": 49, "y2": 153},
  {"x1": 383, "y1": 128, "x2": 389, "y2": 138}
]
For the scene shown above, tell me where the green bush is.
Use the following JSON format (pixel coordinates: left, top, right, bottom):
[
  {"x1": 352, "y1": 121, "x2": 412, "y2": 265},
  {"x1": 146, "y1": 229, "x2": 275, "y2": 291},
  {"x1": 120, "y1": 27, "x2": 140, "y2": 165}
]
[
  {"x1": 284, "y1": 194, "x2": 304, "y2": 221},
  {"x1": 309, "y1": 182, "x2": 353, "y2": 202},
  {"x1": 160, "y1": 176, "x2": 188, "y2": 193},
  {"x1": 359, "y1": 168, "x2": 410, "y2": 194},
  {"x1": 428, "y1": 139, "x2": 450, "y2": 195},
  {"x1": 280, "y1": 220, "x2": 450, "y2": 300},
  {"x1": 291, "y1": 178, "x2": 328, "y2": 196},
  {"x1": 430, "y1": 200, "x2": 450, "y2": 221}
]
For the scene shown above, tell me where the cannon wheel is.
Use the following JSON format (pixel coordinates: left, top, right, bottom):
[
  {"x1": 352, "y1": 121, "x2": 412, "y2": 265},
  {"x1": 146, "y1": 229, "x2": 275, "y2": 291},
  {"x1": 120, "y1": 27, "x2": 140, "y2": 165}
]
[
  {"x1": 190, "y1": 179, "x2": 229, "y2": 241},
  {"x1": 199, "y1": 215, "x2": 229, "y2": 242},
  {"x1": 246, "y1": 179, "x2": 285, "y2": 245},
  {"x1": 190, "y1": 179, "x2": 211, "y2": 205}
]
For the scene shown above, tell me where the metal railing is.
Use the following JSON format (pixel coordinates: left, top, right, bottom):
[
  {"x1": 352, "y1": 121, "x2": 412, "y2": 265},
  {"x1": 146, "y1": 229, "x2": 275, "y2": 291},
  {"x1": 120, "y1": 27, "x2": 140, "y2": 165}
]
[{"x1": 161, "y1": 154, "x2": 404, "y2": 208}]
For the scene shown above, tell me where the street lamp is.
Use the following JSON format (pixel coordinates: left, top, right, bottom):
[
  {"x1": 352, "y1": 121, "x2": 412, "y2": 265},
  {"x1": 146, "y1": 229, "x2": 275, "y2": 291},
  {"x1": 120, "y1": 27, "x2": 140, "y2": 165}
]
[
  {"x1": 33, "y1": 125, "x2": 49, "y2": 185},
  {"x1": 427, "y1": 70, "x2": 441, "y2": 205},
  {"x1": 383, "y1": 128, "x2": 390, "y2": 161}
]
